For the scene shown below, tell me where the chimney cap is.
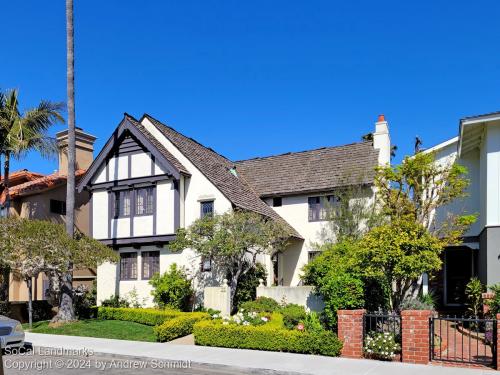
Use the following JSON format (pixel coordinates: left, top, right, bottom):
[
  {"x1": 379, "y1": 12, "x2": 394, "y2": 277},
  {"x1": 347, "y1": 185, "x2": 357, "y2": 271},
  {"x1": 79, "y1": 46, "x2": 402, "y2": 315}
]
[{"x1": 377, "y1": 114, "x2": 386, "y2": 122}]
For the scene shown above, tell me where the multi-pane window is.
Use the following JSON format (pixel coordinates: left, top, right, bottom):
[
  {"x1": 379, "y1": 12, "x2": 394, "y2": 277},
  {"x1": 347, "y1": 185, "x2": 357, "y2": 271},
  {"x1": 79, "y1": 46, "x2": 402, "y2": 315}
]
[
  {"x1": 201, "y1": 256, "x2": 212, "y2": 272},
  {"x1": 200, "y1": 200, "x2": 214, "y2": 218},
  {"x1": 114, "y1": 190, "x2": 131, "y2": 218},
  {"x1": 308, "y1": 195, "x2": 339, "y2": 221},
  {"x1": 136, "y1": 187, "x2": 154, "y2": 215},
  {"x1": 50, "y1": 199, "x2": 66, "y2": 215},
  {"x1": 308, "y1": 251, "x2": 322, "y2": 262},
  {"x1": 141, "y1": 251, "x2": 160, "y2": 280},
  {"x1": 120, "y1": 252, "x2": 137, "y2": 280}
]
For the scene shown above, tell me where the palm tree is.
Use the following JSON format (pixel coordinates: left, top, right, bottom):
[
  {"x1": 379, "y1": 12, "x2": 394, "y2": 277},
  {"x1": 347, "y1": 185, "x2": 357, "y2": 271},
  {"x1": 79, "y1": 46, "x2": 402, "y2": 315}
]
[
  {"x1": 0, "y1": 89, "x2": 64, "y2": 303},
  {"x1": 52, "y1": 0, "x2": 76, "y2": 322}
]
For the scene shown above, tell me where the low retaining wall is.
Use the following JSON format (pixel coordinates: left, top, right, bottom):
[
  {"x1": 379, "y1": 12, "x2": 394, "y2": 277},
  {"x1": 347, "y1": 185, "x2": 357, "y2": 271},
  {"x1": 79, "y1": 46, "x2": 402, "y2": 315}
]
[{"x1": 256, "y1": 282, "x2": 324, "y2": 311}]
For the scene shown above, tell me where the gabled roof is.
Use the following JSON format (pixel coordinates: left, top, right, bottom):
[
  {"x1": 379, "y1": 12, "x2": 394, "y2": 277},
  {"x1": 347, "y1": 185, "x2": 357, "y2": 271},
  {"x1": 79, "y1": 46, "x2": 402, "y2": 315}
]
[
  {"x1": 235, "y1": 142, "x2": 379, "y2": 197},
  {"x1": 77, "y1": 114, "x2": 189, "y2": 192},
  {"x1": 142, "y1": 114, "x2": 302, "y2": 239},
  {"x1": 0, "y1": 169, "x2": 45, "y2": 185}
]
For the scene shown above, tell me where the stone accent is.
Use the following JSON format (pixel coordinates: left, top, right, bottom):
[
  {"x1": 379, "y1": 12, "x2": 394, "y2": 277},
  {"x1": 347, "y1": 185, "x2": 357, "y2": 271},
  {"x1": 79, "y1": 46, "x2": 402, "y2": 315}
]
[
  {"x1": 337, "y1": 309, "x2": 365, "y2": 358},
  {"x1": 401, "y1": 310, "x2": 433, "y2": 364}
]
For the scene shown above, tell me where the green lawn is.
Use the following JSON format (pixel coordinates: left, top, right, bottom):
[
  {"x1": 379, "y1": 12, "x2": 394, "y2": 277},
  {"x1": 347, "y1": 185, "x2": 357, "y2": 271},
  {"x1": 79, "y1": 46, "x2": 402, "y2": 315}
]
[{"x1": 24, "y1": 319, "x2": 156, "y2": 342}]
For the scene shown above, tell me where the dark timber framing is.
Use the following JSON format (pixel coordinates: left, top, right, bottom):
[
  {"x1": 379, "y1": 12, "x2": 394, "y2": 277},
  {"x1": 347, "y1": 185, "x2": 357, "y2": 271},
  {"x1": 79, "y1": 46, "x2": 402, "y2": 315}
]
[{"x1": 77, "y1": 115, "x2": 184, "y2": 192}]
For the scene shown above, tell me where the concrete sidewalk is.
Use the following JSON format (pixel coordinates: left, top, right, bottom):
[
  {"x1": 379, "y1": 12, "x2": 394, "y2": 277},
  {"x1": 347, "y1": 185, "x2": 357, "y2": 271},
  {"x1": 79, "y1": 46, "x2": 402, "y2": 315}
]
[{"x1": 25, "y1": 333, "x2": 496, "y2": 375}]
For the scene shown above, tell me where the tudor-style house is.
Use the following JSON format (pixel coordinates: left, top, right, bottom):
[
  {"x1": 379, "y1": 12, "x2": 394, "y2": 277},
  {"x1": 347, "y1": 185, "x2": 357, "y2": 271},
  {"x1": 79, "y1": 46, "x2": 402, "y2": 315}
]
[
  {"x1": 78, "y1": 113, "x2": 391, "y2": 306},
  {"x1": 427, "y1": 111, "x2": 500, "y2": 308}
]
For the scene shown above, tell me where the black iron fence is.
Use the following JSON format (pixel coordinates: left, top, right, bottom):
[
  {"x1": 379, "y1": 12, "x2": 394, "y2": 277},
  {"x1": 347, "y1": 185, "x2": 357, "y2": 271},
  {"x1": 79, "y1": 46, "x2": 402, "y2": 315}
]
[
  {"x1": 430, "y1": 316, "x2": 496, "y2": 367},
  {"x1": 363, "y1": 313, "x2": 402, "y2": 343}
]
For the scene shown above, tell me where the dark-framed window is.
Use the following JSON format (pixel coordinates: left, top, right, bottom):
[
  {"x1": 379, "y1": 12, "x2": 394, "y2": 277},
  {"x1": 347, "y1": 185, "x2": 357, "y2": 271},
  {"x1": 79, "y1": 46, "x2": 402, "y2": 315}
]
[
  {"x1": 272, "y1": 197, "x2": 282, "y2": 207},
  {"x1": 120, "y1": 252, "x2": 137, "y2": 280},
  {"x1": 114, "y1": 190, "x2": 131, "y2": 218},
  {"x1": 136, "y1": 187, "x2": 154, "y2": 216},
  {"x1": 308, "y1": 251, "x2": 322, "y2": 262},
  {"x1": 308, "y1": 195, "x2": 339, "y2": 222},
  {"x1": 201, "y1": 256, "x2": 212, "y2": 272},
  {"x1": 141, "y1": 251, "x2": 160, "y2": 280},
  {"x1": 200, "y1": 200, "x2": 214, "y2": 218},
  {"x1": 50, "y1": 199, "x2": 66, "y2": 215}
]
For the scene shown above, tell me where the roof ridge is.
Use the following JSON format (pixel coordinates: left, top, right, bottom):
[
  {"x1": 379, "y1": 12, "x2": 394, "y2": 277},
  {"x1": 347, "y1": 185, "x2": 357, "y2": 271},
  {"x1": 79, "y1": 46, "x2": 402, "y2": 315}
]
[
  {"x1": 234, "y1": 141, "x2": 373, "y2": 163},
  {"x1": 141, "y1": 114, "x2": 234, "y2": 166}
]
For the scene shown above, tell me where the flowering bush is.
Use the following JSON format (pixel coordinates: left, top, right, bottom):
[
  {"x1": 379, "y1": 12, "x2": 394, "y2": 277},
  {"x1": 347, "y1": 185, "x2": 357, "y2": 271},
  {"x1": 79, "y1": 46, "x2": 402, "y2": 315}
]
[
  {"x1": 223, "y1": 309, "x2": 271, "y2": 326},
  {"x1": 364, "y1": 332, "x2": 400, "y2": 360}
]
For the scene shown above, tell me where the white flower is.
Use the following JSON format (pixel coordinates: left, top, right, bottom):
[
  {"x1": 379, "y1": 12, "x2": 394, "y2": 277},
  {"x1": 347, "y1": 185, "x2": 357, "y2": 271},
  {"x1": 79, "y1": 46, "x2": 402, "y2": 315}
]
[
  {"x1": 261, "y1": 317, "x2": 268, "y2": 322},
  {"x1": 243, "y1": 321, "x2": 250, "y2": 326}
]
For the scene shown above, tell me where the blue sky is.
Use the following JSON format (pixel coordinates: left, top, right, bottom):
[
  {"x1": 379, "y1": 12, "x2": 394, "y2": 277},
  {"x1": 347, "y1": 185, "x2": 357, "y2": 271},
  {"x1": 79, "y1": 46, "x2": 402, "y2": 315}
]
[{"x1": 2, "y1": 1, "x2": 499, "y2": 174}]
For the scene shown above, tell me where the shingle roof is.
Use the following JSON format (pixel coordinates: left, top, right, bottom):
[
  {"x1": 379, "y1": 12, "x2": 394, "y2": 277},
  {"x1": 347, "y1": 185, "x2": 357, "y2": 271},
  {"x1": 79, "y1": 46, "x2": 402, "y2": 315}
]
[
  {"x1": 143, "y1": 114, "x2": 302, "y2": 239},
  {"x1": 235, "y1": 142, "x2": 379, "y2": 197},
  {"x1": 125, "y1": 114, "x2": 190, "y2": 176}
]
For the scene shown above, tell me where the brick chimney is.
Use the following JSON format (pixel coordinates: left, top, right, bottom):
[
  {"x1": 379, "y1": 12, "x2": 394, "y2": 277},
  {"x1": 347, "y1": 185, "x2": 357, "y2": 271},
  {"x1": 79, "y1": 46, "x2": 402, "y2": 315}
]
[
  {"x1": 373, "y1": 114, "x2": 391, "y2": 166},
  {"x1": 56, "y1": 128, "x2": 96, "y2": 175}
]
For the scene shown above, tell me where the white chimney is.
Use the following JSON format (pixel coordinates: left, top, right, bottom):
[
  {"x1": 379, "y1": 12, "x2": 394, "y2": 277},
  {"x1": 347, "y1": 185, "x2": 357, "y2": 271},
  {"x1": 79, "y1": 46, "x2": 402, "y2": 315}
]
[{"x1": 373, "y1": 114, "x2": 391, "y2": 166}]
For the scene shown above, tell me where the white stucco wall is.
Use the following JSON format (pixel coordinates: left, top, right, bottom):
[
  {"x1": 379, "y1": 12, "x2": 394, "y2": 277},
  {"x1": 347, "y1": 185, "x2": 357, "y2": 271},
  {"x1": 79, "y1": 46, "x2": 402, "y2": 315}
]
[
  {"x1": 92, "y1": 190, "x2": 108, "y2": 239},
  {"x1": 484, "y1": 123, "x2": 500, "y2": 226},
  {"x1": 433, "y1": 140, "x2": 481, "y2": 236}
]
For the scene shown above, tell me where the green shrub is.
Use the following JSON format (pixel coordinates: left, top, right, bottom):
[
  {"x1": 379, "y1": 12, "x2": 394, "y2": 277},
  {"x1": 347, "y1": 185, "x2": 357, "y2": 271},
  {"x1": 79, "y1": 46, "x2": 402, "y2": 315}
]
[
  {"x1": 149, "y1": 263, "x2": 193, "y2": 310},
  {"x1": 304, "y1": 311, "x2": 324, "y2": 333},
  {"x1": 320, "y1": 272, "x2": 364, "y2": 328},
  {"x1": 154, "y1": 313, "x2": 209, "y2": 342},
  {"x1": 280, "y1": 304, "x2": 307, "y2": 330},
  {"x1": 240, "y1": 297, "x2": 280, "y2": 313},
  {"x1": 97, "y1": 307, "x2": 183, "y2": 326},
  {"x1": 193, "y1": 319, "x2": 342, "y2": 356},
  {"x1": 74, "y1": 282, "x2": 97, "y2": 319},
  {"x1": 466, "y1": 277, "x2": 485, "y2": 318},
  {"x1": 486, "y1": 284, "x2": 500, "y2": 317},
  {"x1": 100, "y1": 295, "x2": 130, "y2": 308},
  {"x1": 231, "y1": 262, "x2": 267, "y2": 312}
]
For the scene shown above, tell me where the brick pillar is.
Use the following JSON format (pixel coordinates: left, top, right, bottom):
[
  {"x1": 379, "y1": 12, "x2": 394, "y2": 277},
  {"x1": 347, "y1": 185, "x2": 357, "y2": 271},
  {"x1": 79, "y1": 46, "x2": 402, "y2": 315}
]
[
  {"x1": 401, "y1": 310, "x2": 433, "y2": 364},
  {"x1": 337, "y1": 309, "x2": 365, "y2": 358},
  {"x1": 496, "y1": 314, "x2": 500, "y2": 370}
]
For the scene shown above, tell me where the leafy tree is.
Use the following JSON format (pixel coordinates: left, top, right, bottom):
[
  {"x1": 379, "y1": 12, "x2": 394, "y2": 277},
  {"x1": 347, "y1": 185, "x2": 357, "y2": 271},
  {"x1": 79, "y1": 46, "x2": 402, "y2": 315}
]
[
  {"x1": 149, "y1": 263, "x2": 193, "y2": 310},
  {"x1": 0, "y1": 217, "x2": 117, "y2": 327},
  {"x1": 0, "y1": 89, "x2": 64, "y2": 303},
  {"x1": 318, "y1": 183, "x2": 384, "y2": 244},
  {"x1": 375, "y1": 152, "x2": 476, "y2": 244},
  {"x1": 170, "y1": 210, "x2": 291, "y2": 308},
  {"x1": 231, "y1": 262, "x2": 267, "y2": 312},
  {"x1": 357, "y1": 219, "x2": 444, "y2": 311}
]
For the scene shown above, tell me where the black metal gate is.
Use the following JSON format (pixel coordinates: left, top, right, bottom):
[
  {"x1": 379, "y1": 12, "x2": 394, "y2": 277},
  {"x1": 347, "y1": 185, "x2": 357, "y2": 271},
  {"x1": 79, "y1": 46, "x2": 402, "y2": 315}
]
[{"x1": 430, "y1": 316, "x2": 497, "y2": 367}]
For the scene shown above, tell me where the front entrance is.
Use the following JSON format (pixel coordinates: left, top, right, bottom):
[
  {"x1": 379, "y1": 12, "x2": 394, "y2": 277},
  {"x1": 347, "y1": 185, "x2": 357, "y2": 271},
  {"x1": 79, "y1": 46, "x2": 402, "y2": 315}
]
[{"x1": 444, "y1": 247, "x2": 476, "y2": 306}]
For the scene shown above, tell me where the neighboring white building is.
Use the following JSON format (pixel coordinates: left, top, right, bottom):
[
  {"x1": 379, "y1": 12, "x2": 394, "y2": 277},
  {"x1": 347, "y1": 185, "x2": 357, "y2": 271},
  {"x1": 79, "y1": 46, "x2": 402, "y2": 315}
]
[
  {"x1": 426, "y1": 111, "x2": 500, "y2": 307},
  {"x1": 78, "y1": 113, "x2": 391, "y2": 306}
]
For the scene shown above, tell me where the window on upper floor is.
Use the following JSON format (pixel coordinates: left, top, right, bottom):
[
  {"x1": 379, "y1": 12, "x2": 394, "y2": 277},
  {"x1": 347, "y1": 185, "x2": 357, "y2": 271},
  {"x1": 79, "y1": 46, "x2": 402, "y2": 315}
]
[
  {"x1": 308, "y1": 195, "x2": 340, "y2": 222},
  {"x1": 120, "y1": 252, "x2": 137, "y2": 280},
  {"x1": 50, "y1": 199, "x2": 66, "y2": 215},
  {"x1": 201, "y1": 256, "x2": 212, "y2": 272},
  {"x1": 272, "y1": 197, "x2": 282, "y2": 207},
  {"x1": 114, "y1": 190, "x2": 131, "y2": 218},
  {"x1": 136, "y1": 187, "x2": 154, "y2": 216},
  {"x1": 141, "y1": 251, "x2": 160, "y2": 280},
  {"x1": 308, "y1": 251, "x2": 322, "y2": 262},
  {"x1": 200, "y1": 200, "x2": 214, "y2": 218}
]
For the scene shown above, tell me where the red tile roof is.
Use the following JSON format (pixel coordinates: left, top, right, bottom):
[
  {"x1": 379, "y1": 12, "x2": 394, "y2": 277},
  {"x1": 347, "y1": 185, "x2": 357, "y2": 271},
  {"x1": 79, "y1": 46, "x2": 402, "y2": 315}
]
[{"x1": 0, "y1": 169, "x2": 86, "y2": 204}]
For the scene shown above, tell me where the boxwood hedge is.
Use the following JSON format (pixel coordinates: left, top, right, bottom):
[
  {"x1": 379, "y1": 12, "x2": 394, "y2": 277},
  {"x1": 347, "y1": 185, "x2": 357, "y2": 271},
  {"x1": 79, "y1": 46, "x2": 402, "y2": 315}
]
[
  {"x1": 193, "y1": 320, "x2": 342, "y2": 356},
  {"x1": 154, "y1": 314, "x2": 209, "y2": 342}
]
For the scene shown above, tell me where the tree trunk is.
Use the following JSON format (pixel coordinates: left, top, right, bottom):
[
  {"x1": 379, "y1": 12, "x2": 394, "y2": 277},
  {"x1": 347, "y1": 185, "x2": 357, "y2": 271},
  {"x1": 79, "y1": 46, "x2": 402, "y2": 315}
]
[
  {"x1": 26, "y1": 277, "x2": 33, "y2": 329},
  {"x1": 0, "y1": 153, "x2": 10, "y2": 306},
  {"x1": 3, "y1": 152, "x2": 10, "y2": 215},
  {"x1": 53, "y1": 0, "x2": 76, "y2": 323}
]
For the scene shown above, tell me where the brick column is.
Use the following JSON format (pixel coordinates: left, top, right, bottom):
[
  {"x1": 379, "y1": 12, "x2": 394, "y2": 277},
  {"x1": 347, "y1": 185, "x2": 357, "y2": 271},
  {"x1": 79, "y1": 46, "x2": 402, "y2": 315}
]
[
  {"x1": 401, "y1": 310, "x2": 433, "y2": 364},
  {"x1": 496, "y1": 314, "x2": 500, "y2": 370},
  {"x1": 337, "y1": 309, "x2": 365, "y2": 358}
]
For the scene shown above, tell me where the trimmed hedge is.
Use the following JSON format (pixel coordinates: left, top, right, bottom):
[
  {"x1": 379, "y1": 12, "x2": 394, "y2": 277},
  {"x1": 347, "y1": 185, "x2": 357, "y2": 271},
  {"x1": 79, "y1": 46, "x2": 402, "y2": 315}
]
[
  {"x1": 193, "y1": 320, "x2": 342, "y2": 356},
  {"x1": 154, "y1": 313, "x2": 209, "y2": 342},
  {"x1": 97, "y1": 307, "x2": 183, "y2": 326}
]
